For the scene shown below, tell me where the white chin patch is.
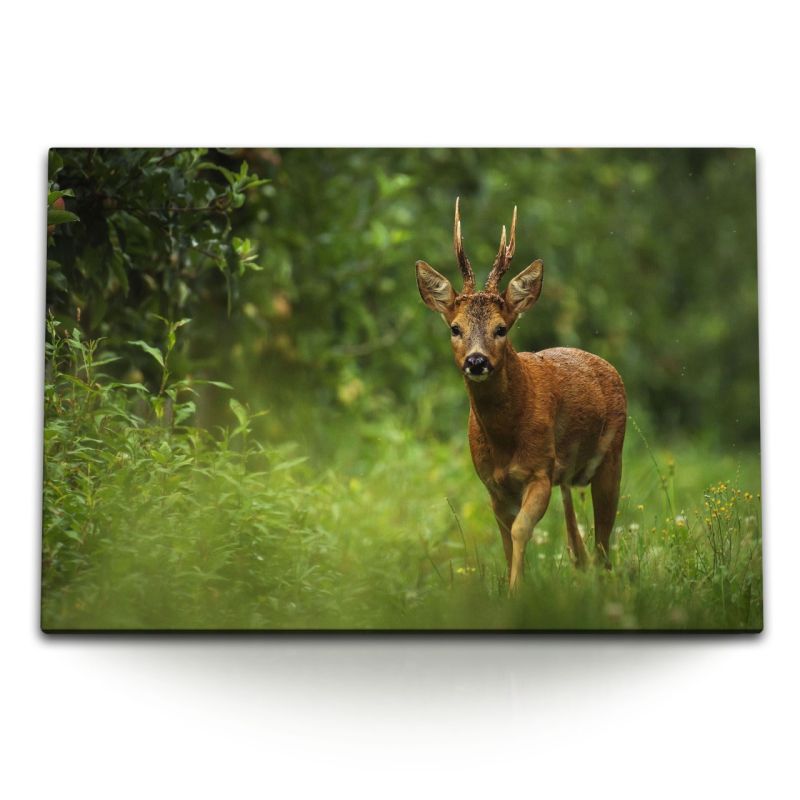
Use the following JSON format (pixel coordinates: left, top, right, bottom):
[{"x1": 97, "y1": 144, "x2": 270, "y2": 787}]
[{"x1": 465, "y1": 371, "x2": 490, "y2": 382}]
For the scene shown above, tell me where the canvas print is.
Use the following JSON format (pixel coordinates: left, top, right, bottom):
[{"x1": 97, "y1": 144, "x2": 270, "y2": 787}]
[{"x1": 42, "y1": 148, "x2": 762, "y2": 631}]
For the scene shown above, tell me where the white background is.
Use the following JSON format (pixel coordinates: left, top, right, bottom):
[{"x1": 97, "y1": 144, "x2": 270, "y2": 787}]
[{"x1": 1, "y1": 2, "x2": 797, "y2": 797}]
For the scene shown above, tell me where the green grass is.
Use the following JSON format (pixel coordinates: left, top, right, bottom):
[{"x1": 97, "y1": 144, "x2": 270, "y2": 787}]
[{"x1": 41, "y1": 326, "x2": 762, "y2": 631}]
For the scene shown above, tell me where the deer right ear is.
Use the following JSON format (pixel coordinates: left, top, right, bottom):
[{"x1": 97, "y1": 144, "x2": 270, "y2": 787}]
[
  {"x1": 416, "y1": 261, "x2": 456, "y2": 315},
  {"x1": 504, "y1": 259, "x2": 544, "y2": 318}
]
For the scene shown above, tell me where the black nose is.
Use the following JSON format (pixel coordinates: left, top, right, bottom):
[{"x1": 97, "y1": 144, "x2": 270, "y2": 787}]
[{"x1": 464, "y1": 354, "x2": 490, "y2": 375}]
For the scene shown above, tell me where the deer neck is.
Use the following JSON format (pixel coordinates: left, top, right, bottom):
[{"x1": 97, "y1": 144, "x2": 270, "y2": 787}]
[{"x1": 465, "y1": 343, "x2": 528, "y2": 447}]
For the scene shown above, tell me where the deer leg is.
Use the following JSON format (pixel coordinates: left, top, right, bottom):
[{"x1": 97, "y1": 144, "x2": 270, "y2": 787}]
[
  {"x1": 590, "y1": 446, "x2": 623, "y2": 569},
  {"x1": 490, "y1": 495, "x2": 517, "y2": 576},
  {"x1": 509, "y1": 476, "x2": 552, "y2": 592},
  {"x1": 560, "y1": 485, "x2": 589, "y2": 569}
]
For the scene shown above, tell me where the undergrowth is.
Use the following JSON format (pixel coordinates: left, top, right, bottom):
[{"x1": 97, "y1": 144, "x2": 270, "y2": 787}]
[{"x1": 41, "y1": 321, "x2": 762, "y2": 631}]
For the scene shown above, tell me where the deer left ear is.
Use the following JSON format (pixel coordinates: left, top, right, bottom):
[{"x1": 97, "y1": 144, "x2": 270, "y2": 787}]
[{"x1": 504, "y1": 260, "x2": 543, "y2": 318}]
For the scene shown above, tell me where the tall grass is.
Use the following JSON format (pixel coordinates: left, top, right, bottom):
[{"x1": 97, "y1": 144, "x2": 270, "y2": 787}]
[{"x1": 42, "y1": 323, "x2": 762, "y2": 631}]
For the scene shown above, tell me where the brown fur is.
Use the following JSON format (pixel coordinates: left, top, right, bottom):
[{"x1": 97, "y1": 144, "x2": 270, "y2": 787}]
[{"x1": 416, "y1": 209, "x2": 627, "y2": 590}]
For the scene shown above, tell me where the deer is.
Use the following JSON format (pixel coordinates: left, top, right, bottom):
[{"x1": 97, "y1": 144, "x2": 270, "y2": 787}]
[{"x1": 415, "y1": 199, "x2": 627, "y2": 591}]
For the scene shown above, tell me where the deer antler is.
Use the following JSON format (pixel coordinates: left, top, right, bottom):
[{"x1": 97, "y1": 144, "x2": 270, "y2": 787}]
[
  {"x1": 454, "y1": 197, "x2": 475, "y2": 294},
  {"x1": 484, "y1": 205, "x2": 517, "y2": 292}
]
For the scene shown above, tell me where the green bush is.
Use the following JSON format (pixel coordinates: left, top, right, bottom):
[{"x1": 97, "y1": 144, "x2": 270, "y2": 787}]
[{"x1": 47, "y1": 148, "x2": 268, "y2": 385}]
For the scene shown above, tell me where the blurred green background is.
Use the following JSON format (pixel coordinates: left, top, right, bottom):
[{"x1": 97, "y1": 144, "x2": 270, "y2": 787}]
[
  {"x1": 43, "y1": 148, "x2": 761, "y2": 630},
  {"x1": 47, "y1": 147, "x2": 759, "y2": 447}
]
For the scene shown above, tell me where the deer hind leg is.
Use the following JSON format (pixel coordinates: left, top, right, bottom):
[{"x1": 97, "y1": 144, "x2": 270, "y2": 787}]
[
  {"x1": 560, "y1": 485, "x2": 589, "y2": 569},
  {"x1": 509, "y1": 476, "x2": 552, "y2": 592},
  {"x1": 590, "y1": 443, "x2": 623, "y2": 569}
]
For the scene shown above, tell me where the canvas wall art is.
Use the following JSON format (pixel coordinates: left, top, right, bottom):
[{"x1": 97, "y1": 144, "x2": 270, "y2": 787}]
[{"x1": 42, "y1": 148, "x2": 762, "y2": 631}]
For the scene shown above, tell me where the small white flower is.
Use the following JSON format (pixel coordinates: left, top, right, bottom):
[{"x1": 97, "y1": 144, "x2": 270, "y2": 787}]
[{"x1": 532, "y1": 528, "x2": 550, "y2": 545}]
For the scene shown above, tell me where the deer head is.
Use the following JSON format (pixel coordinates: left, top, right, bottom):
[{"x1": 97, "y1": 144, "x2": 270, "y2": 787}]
[{"x1": 416, "y1": 198, "x2": 544, "y2": 381}]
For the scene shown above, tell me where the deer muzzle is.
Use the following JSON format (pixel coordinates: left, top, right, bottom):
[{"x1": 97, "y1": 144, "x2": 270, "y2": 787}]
[{"x1": 463, "y1": 353, "x2": 492, "y2": 381}]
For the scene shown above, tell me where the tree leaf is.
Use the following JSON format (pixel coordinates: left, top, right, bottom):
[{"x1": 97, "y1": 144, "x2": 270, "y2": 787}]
[
  {"x1": 48, "y1": 189, "x2": 75, "y2": 204},
  {"x1": 271, "y1": 456, "x2": 309, "y2": 473},
  {"x1": 229, "y1": 398, "x2": 249, "y2": 429},
  {"x1": 47, "y1": 209, "x2": 80, "y2": 225},
  {"x1": 128, "y1": 340, "x2": 164, "y2": 367},
  {"x1": 197, "y1": 161, "x2": 237, "y2": 186},
  {"x1": 198, "y1": 380, "x2": 234, "y2": 390}
]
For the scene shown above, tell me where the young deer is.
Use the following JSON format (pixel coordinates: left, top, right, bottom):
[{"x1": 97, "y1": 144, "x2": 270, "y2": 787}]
[{"x1": 416, "y1": 199, "x2": 627, "y2": 590}]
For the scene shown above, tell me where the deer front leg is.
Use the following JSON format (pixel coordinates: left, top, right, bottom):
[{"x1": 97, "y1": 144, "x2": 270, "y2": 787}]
[
  {"x1": 490, "y1": 494, "x2": 518, "y2": 576},
  {"x1": 509, "y1": 475, "x2": 552, "y2": 592}
]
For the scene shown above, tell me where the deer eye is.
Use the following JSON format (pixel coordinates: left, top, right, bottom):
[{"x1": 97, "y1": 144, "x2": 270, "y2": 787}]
[
  {"x1": 450, "y1": 324, "x2": 462, "y2": 337},
  {"x1": 495, "y1": 325, "x2": 507, "y2": 338}
]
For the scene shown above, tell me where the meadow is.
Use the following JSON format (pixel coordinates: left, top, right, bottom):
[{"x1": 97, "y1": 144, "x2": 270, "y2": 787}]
[
  {"x1": 41, "y1": 321, "x2": 762, "y2": 631},
  {"x1": 42, "y1": 148, "x2": 762, "y2": 631}
]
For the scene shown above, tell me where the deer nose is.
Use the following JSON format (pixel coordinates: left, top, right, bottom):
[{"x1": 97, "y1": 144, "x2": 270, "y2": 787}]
[{"x1": 464, "y1": 354, "x2": 491, "y2": 375}]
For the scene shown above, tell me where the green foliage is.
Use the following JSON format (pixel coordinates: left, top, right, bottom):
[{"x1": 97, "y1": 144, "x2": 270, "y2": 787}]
[
  {"x1": 47, "y1": 147, "x2": 759, "y2": 447},
  {"x1": 43, "y1": 319, "x2": 324, "y2": 628},
  {"x1": 42, "y1": 326, "x2": 762, "y2": 629},
  {"x1": 47, "y1": 148, "x2": 268, "y2": 355},
  {"x1": 231, "y1": 148, "x2": 759, "y2": 447}
]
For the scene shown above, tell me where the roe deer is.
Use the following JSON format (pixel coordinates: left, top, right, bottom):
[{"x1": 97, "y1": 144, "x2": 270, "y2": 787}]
[{"x1": 415, "y1": 199, "x2": 627, "y2": 591}]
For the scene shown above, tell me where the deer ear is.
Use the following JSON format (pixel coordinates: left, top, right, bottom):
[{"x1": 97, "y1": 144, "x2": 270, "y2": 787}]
[
  {"x1": 416, "y1": 261, "x2": 456, "y2": 315},
  {"x1": 504, "y1": 260, "x2": 543, "y2": 317}
]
